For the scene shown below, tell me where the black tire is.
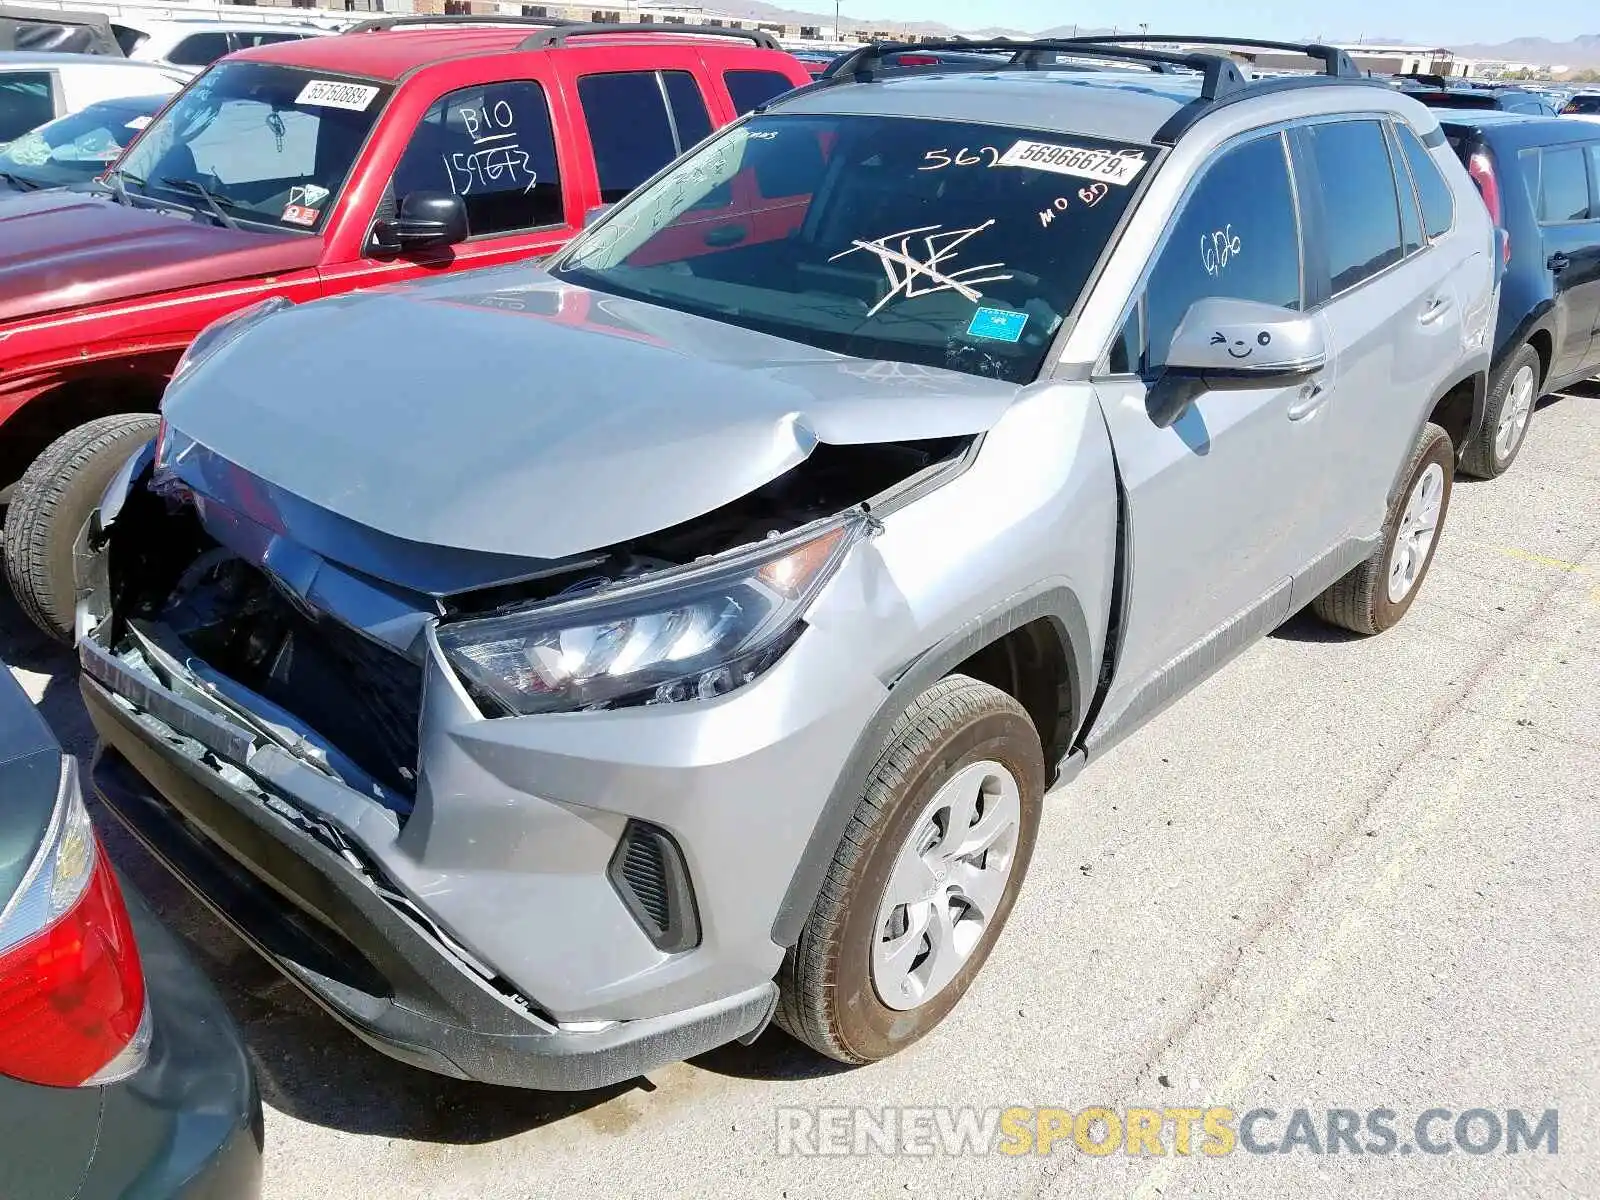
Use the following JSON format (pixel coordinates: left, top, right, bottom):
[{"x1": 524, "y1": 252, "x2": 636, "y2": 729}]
[
  {"x1": 775, "y1": 674, "x2": 1045, "y2": 1065},
  {"x1": 1461, "y1": 343, "x2": 1541, "y2": 479},
  {"x1": 1311, "y1": 422, "x2": 1454, "y2": 637},
  {"x1": 2, "y1": 414, "x2": 160, "y2": 642}
]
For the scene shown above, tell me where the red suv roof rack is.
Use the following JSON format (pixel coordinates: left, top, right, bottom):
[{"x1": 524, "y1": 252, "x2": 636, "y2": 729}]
[
  {"x1": 519, "y1": 22, "x2": 783, "y2": 52},
  {"x1": 345, "y1": 14, "x2": 572, "y2": 34}
]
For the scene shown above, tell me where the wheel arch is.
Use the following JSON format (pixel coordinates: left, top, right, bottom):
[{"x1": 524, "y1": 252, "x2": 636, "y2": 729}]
[
  {"x1": 769, "y1": 582, "x2": 1095, "y2": 947},
  {"x1": 0, "y1": 364, "x2": 169, "y2": 495},
  {"x1": 1398, "y1": 368, "x2": 1484, "y2": 495}
]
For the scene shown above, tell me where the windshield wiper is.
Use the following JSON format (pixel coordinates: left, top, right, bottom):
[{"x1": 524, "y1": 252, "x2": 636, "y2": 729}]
[
  {"x1": 159, "y1": 176, "x2": 240, "y2": 230},
  {"x1": 92, "y1": 168, "x2": 147, "y2": 207},
  {"x1": 0, "y1": 170, "x2": 40, "y2": 192}
]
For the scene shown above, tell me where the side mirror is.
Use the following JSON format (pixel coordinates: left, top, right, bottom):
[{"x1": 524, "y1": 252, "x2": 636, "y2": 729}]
[
  {"x1": 1146, "y1": 296, "x2": 1327, "y2": 428},
  {"x1": 583, "y1": 202, "x2": 614, "y2": 228},
  {"x1": 370, "y1": 191, "x2": 469, "y2": 253}
]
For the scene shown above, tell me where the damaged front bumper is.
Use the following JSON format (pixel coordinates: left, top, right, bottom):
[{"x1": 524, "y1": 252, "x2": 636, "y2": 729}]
[
  {"x1": 84, "y1": 664, "x2": 779, "y2": 1089},
  {"x1": 74, "y1": 457, "x2": 895, "y2": 1089}
]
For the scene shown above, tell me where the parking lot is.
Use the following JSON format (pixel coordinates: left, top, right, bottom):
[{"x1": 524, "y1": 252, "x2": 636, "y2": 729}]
[{"x1": 1, "y1": 385, "x2": 1593, "y2": 1198}]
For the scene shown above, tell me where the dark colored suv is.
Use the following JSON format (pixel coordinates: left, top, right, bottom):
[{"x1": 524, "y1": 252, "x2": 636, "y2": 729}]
[
  {"x1": 1439, "y1": 111, "x2": 1600, "y2": 475},
  {"x1": 1404, "y1": 81, "x2": 1557, "y2": 117}
]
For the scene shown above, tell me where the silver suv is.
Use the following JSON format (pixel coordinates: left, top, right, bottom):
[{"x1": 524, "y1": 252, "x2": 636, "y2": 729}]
[{"x1": 75, "y1": 36, "x2": 1497, "y2": 1087}]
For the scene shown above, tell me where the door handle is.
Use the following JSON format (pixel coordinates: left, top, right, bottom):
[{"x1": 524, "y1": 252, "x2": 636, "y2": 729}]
[
  {"x1": 1548, "y1": 251, "x2": 1571, "y2": 273},
  {"x1": 1287, "y1": 380, "x2": 1328, "y2": 420},
  {"x1": 1418, "y1": 294, "x2": 1452, "y2": 326},
  {"x1": 704, "y1": 224, "x2": 747, "y2": 248}
]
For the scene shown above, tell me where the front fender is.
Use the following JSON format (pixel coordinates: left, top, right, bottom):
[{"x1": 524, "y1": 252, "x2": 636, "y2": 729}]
[{"x1": 769, "y1": 580, "x2": 1097, "y2": 947}]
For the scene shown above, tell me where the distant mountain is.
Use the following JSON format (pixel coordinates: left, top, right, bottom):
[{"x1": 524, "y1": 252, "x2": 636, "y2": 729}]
[
  {"x1": 1448, "y1": 34, "x2": 1600, "y2": 68},
  {"x1": 703, "y1": 5, "x2": 1600, "y2": 71}
]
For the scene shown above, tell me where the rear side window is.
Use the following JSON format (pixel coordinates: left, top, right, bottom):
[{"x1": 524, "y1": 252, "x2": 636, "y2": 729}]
[
  {"x1": 1395, "y1": 123, "x2": 1454, "y2": 239},
  {"x1": 111, "y1": 24, "x2": 148, "y2": 55},
  {"x1": 235, "y1": 32, "x2": 305, "y2": 49},
  {"x1": 578, "y1": 70, "x2": 713, "y2": 203},
  {"x1": 391, "y1": 81, "x2": 563, "y2": 235},
  {"x1": 0, "y1": 71, "x2": 54, "y2": 144},
  {"x1": 1537, "y1": 147, "x2": 1590, "y2": 223},
  {"x1": 724, "y1": 69, "x2": 794, "y2": 114},
  {"x1": 1304, "y1": 120, "x2": 1405, "y2": 294},
  {"x1": 1565, "y1": 95, "x2": 1600, "y2": 115},
  {"x1": 167, "y1": 31, "x2": 230, "y2": 67},
  {"x1": 662, "y1": 71, "x2": 711, "y2": 147},
  {"x1": 1138, "y1": 132, "x2": 1302, "y2": 371}
]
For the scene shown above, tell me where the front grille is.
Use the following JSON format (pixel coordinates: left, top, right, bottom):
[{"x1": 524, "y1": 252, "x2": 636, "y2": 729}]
[
  {"x1": 303, "y1": 612, "x2": 424, "y2": 797},
  {"x1": 608, "y1": 821, "x2": 700, "y2": 954},
  {"x1": 161, "y1": 556, "x2": 424, "y2": 803}
]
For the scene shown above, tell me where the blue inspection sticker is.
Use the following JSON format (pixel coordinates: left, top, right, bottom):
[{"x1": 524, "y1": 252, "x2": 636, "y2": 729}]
[{"x1": 967, "y1": 307, "x2": 1029, "y2": 343}]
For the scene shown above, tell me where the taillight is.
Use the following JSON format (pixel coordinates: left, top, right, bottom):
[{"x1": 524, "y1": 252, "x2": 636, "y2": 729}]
[
  {"x1": 1466, "y1": 150, "x2": 1510, "y2": 264},
  {"x1": 0, "y1": 760, "x2": 148, "y2": 1088}
]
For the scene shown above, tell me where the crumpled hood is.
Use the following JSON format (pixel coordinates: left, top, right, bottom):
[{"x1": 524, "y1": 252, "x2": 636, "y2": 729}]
[
  {"x1": 163, "y1": 268, "x2": 1023, "y2": 561},
  {"x1": 0, "y1": 190, "x2": 317, "y2": 325}
]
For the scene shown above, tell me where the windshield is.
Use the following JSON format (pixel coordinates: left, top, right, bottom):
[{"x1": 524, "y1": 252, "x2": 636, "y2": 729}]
[
  {"x1": 552, "y1": 114, "x2": 1149, "y2": 383},
  {"x1": 114, "y1": 62, "x2": 390, "y2": 232},
  {"x1": 0, "y1": 96, "x2": 167, "y2": 190}
]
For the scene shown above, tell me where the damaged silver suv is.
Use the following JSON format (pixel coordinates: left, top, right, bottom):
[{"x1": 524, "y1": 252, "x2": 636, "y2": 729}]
[{"x1": 75, "y1": 37, "x2": 1497, "y2": 1087}]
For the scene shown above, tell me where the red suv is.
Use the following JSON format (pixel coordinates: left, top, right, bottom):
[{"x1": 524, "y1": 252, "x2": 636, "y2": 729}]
[{"x1": 0, "y1": 16, "x2": 807, "y2": 638}]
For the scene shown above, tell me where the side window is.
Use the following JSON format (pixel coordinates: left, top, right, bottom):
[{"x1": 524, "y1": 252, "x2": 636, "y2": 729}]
[
  {"x1": 235, "y1": 32, "x2": 305, "y2": 50},
  {"x1": 1395, "y1": 122, "x2": 1454, "y2": 239},
  {"x1": 1537, "y1": 147, "x2": 1590, "y2": 223},
  {"x1": 1388, "y1": 125, "x2": 1424, "y2": 256},
  {"x1": 662, "y1": 71, "x2": 711, "y2": 148},
  {"x1": 578, "y1": 70, "x2": 709, "y2": 203},
  {"x1": 1136, "y1": 133, "x2": 1302, "y2": 371},
  {"x1": 111, "y1": 25, "x2": 148, "y2": 55},
  {"x1": 0, "y1": 72, "x2": 55, "y2": 145},
  {"x1": 1304, "y1": 119, "x2": 1405, "y2": 295},
  {"x1": 724, "y1": 69, "x2": 795, "y2": 115},
  {"x1": 167, "y1": 32, "x2": 231, "y2": 68},
  {"x1": 390, "y1": 82, "x2": 563, "y2": 236}
]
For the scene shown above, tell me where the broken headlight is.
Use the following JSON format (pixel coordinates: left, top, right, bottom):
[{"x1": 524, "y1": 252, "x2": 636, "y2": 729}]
[{"x1": 436, "y1": 518, "x2": 862, "y2": 716}]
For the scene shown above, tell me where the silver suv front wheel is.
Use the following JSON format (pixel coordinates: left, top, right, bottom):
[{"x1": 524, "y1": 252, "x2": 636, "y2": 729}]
[
  {"x1": 871, "y1": 759, "x2": 1023, "y2": 1012},
  {"x1": 776, "y1": 674, "x2": 1045, "y2": 1065}
]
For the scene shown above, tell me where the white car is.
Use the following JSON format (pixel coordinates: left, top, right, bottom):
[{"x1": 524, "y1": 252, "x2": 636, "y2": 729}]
[
  {"x1": 1560, "y1": 92, "x2": 1600, "y2": 124},
  {"x1": 110, "y1": 17, "x2": 334, "y2": 73},
  {"x1": 0, "y1": 51, "x2": 184, "y2": 148}
]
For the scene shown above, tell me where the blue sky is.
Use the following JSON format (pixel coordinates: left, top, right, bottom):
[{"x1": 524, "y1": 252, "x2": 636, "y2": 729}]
[{"x1": 848, "y1": 0, "x2": 1593, "y2": 44}]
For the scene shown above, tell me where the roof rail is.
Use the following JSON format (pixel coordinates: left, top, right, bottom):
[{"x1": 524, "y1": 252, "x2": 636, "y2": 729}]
[
  {"x1": 520, "y1": 22, "x2": 782, "y2": 51},
  {"x1": 1052, "y1": 35, "x2": 1361, "y2": 79},
  {"x1": 821, "y1": 39, "x2": 1247, "y2": 100},
  {"x1": 345, "y1": 14, "x2": 571, "y2": 34},
  {"x1": 800, "y1": 34, "x2": 1386, "y2": 144}
]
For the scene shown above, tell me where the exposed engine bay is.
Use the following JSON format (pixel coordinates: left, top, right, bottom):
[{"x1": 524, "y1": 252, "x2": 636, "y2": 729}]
[{"x1": 97, "y1": 436, "x2": 970, "y2": 806}]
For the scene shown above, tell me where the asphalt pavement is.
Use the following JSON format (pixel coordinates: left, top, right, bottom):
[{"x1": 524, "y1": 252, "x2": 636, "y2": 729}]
[{"x1": 4, "y1": 386, "x2": 1597, "y2": 1200}]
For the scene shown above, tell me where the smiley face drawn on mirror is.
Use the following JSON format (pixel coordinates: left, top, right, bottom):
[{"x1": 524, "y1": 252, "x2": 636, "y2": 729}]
[{"x1": 1212, "y1": 329, "x2": 1273, "y2": 359}]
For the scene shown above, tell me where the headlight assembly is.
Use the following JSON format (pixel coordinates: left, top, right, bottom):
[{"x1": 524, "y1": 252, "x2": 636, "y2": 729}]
[
  {"x1": 170, "y1": 295, "x2": 293, "y2": 385},
  {"x1": 437, "y1": 517, "x2": 864, "y2": 716}
]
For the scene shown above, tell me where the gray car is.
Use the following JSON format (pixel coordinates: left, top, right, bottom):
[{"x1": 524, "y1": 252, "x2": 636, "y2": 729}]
[
  {"x1": 73, "y1": 36, "x2": 1496, "y2": 1086},
  {"x1": 0, "y1": 664, "x2": 262, "y2": 1197}
]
